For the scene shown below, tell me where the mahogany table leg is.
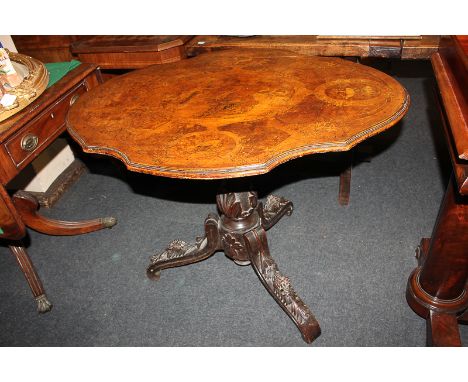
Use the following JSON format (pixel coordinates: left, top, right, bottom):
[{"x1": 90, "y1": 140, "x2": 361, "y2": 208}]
[
  {"x1": 245, "y1": 227, "x2": 321, "y2": 343},
  {"x1": 9, "y1": 243, "x2": 52, "y2": 313},
  {"x1": 338, "y1": 151, "x2": 353, "y2": 206},
  {"x1": 12, "y1": 190, "x2": 117, "y2": 236},
  {"x1": 406, "y1": 175, "x2": 468, "y2": 346},
  {"x1": 147, "y1": 189, "x2": 321, "y2": 343},
  {"x1": 427, "y1": 311, "x2": 462, "y2": 347}
]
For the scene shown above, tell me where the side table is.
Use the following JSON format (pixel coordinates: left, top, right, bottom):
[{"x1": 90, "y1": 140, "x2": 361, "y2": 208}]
[
  {"x1": 0, "y1": 63, "x2": 117, "y2": 312},
  {"x1": 67, "y1": 49, "x2": 409, "y2": 343}
]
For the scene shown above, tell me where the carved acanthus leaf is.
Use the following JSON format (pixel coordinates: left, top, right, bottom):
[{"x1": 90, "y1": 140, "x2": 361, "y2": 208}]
[
  {"x1": 261, "y1": 195, "x2": 293, "y2": 229},
  {"x1": 257, "y1": 253, "x2": 312, "y2": 325},
  {"x1": 150, "y1": 239, "x2": 198, "y2": 264}
]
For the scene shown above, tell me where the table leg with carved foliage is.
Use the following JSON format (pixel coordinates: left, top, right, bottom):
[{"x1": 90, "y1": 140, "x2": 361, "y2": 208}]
[{"x1": 147, "y1": 190, "x2": 321, "y2": 344}]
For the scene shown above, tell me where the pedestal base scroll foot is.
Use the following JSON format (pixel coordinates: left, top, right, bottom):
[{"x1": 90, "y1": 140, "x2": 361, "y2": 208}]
[
  {"x1": 245, "y1": 227, "x2": 321, "y2": 344},
  {"x1": 147, "y1": 214, "x2": 221, "y2": 280},
  {"x1": 259, "y1": 195, "x2": 293, "y2": 231}
]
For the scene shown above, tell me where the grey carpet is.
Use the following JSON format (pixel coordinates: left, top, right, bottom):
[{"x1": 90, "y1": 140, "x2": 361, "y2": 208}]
[{"x1": 1, "y1": 60, "x2": 466, "y2": 346}]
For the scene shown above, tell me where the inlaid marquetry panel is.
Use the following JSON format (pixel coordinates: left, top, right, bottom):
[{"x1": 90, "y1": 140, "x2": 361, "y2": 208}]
[{"x1": 67, "y1": 49, "x2": 409, "y2": 179}]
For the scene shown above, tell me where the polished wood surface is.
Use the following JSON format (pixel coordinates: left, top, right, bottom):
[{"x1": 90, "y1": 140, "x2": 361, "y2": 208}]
[
  {"x1": 11, "y1": 35, "x2": 82, "y2": 62},
  {"x1": 406, "y1": 179, "x2": 468, "y2": 346},
  {"x1": 67, "y1": 49, "x2": 409, "y2": 179},
  {"x1": 68, "y1": 48, "x2": 409, "y2": 343},
  {"x1": 71, "y1": 35, "x2": 192, "y2": 53},
  {"x1": 406, "y1": 36, "x2": 468, "y2": 346},
  {"x1": 12, "y1": 191, "x2": 117, "y2": 236},
  {"x1": 427, "y1": 310, "x2": 462, "y2": 347},
  {"x1": 9, "y1": 243, "x2": 52, "y2": 313},
  {"x1": 71, "y1": 35, "x2": 193, "y2": 69},
  {"x1": 147, "y1": 189, "x2": 321, "y2": 343},
  {"x1": 0, "y1": 64, "x2": 101, "y2": 184},
  {"x1": 187, "y1": 35, "x2": 441, "y2": 60},
  {"x1": 432, "y1": 38, "x2": 468, "y2": 162}
]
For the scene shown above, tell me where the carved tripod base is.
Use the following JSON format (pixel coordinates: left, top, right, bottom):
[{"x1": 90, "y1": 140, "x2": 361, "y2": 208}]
[{"x1": 147, "y1": 191, "x2": 321, "y2": 344}]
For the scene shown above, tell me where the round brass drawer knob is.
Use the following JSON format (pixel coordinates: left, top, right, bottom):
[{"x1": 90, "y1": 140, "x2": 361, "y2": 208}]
[
  {"x1": 21, "y1": 134, "x2": 39, "y2": 151},
  {"x1": 70, "y1": 94, "x2": 80, "y2": 106}
]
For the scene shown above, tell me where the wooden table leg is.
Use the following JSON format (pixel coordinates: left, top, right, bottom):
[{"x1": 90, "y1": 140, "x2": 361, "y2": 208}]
[
  {"x1": 147, "y1": 189, "x2": 321, "y2": 343},
  {"x1": 13, "y1": 190, "x2": 116, "y2": 236},
  {"x1": 4, "y1": 190, "x2": 117, "y2": 312},
  {"x1": 406, "y1": 175, "x2": 468, "y2": 346},
  {"x1": 338, "y1": 155, "x2": 353, "y2": 206},
  {"x1": 427, "y1": 311, "x2": 462, "y2": 346},
  {"x1": 9, "y1": 242, "x2": 52, "y2": 313},
  {"x1": 338, "y1": 150, "x2": 354, "y2": 206}
]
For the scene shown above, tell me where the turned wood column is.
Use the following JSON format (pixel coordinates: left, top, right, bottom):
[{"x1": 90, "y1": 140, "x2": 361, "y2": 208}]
[
  {"x1": 407, "y1": 175, "x2": 468, "y2": 346},
  {"x1": 419, "y1": 177, "x2": 468, "y2": 301}
]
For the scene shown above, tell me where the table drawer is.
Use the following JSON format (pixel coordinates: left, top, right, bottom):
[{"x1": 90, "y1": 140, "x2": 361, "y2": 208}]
[{"x1": 5, "y1": 83, "x2": 87, "y2": 168}]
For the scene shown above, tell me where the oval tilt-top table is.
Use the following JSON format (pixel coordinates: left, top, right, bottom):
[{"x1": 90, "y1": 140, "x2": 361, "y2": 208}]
[{"x1": 67, "y1": 50, "x2": 409, "y2": 343}]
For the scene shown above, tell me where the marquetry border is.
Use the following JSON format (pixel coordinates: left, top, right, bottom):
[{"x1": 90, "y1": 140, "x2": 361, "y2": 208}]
[{"x1": 67, "y1": 90, "x2": 409, "y2": 180}]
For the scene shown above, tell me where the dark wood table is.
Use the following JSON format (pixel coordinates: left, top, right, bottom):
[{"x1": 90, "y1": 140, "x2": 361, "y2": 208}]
[
  {"x1": 67, "y1": 49, "x2": 409, "y2": 343},
  {"x1": 406, "y1": 35, "x2": 468, "y2": 346},
  {"x1": 0, "y1": 64, "x2": 116, "y2": 312}
]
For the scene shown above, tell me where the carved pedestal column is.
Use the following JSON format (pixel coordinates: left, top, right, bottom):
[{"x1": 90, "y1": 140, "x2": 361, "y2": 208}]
[{"x1": 147, "y1": 190, "x2": 321, "y2": 343}]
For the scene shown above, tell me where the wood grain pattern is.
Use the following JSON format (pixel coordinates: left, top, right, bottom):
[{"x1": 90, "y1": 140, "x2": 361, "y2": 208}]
[
  {"x1": 9, "y1": 243, "x2": 53, "y2": 313},
  {"x1": 71, "y1": 36, "x2": 193, "y2": 69},
  {"x1": 11, "y1": 35, "x2": 82, "y2": 62},
  {"x1": 12, "y1": 191, "x2": 117, "y2": 236},
  {"x1": 432, "y1": 52, "x2": 468, "y2": 160},
  {"x1": 406, "y1": 36, "x2": 468, "y2": 345},
  {"x1": 67, "y1": 49, "x2": 409, "y2": 179},
  {"x1": 401, "y1": 36, "x2": 442, "y2": 60},
  {"x1": 186, "y1": 35, "x2": 440, "y2": 60},
  {"x1": 0, "y1": 64, "x2": 99, "y2": 185},
  {"x1": 435, "y1": 87, "x2": 468, "y2": 195},
  {"x1": 70, "y1": 35, "x2": 193, "y2": 54},
  {"x1": 427, "y1": 311, "x2": 462, "y2": 347},
  {"x1": 454, "y1": 35, "x2": 468, "y2": 70},
  {"x1": 432, "y1": 36, "x2": 468, "y2": 194}
]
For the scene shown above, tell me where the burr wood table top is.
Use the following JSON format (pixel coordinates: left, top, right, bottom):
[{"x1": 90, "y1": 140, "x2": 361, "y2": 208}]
[{"x1": 67, "y1": 49, "x2": 409, "y2": 179}]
